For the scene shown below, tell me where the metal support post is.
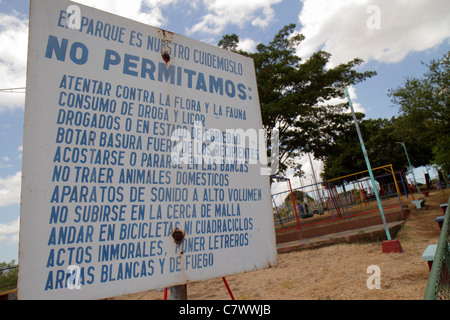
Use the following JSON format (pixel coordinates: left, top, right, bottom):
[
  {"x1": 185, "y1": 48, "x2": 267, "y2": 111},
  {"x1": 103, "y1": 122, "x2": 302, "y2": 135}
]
[
  {"x1": 169, "y1": 284, "x2": 188, "y2": 300},
  {"x1": 345, "y1": 87, "x2": 391, "y2": 241}
]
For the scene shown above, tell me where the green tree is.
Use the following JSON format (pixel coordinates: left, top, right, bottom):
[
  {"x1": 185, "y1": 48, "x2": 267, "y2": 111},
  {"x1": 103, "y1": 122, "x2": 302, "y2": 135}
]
[
  {"x1": 0, "y1": 260, "x2": 18, "y2": 293},
  {"x1": 433, "y1": 136, "x2": 450, "y2": 172},
  {"x1": 322, "y1": 116, "x2": 436, "y2": 181},
  {"x1": 323, "y1": 118, "x2": 400, "y2": 180},
  {"x1": 217, "y1": 34, "x2": 240, "y2": 52},
  {"x1": 283, "y1": 189, "x2": 312, "y2": 207},
  {"x1": 390, "y1": 115, "x2": 435, "y2": 168},
  {"x1": 219, "y1": 24, "x2": 376, "y2": 175},
  {"x1": 389, "y1": 51, "x2": 450, "y2": 171}
]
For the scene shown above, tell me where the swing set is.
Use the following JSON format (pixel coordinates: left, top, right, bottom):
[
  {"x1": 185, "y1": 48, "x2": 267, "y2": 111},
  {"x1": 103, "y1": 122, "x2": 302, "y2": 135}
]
[
  {"x1": 271, "y1": 175, "x2": 302, "y2": 231},
  {"x1": 272, "y1": 164, "x2": 409, "y2": 233}
]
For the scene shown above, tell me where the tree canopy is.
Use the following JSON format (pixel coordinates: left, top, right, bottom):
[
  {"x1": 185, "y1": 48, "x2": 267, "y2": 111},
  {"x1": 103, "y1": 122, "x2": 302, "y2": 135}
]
[
  {"x1": 0, "y1": 260, "x2": 17, "y2": 293},
  {"x1": 388, "y1": 51, "x2": 450, "y2": 172},
  {"x1": 321, "y1": 117, "x2": 432, "y2": 180},
  {"x1": 323, "y1": 50, "x2": 450, "y2": 179},
  {"x1": 218, "y1": 24, "x2": 376, "y2": 176}
]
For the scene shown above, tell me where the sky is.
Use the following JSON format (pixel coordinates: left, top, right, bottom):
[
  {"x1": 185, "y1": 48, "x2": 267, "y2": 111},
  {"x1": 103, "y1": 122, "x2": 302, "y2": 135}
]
[{"x1": 0, "y1": 0, "x2": 449, "y2": 263}]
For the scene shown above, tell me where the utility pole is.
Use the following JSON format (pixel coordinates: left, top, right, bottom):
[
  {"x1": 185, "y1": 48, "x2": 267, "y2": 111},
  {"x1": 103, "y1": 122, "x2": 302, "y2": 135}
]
[
  {"x1": 396, "y1": 141, "x2": 422, "y2": 199},
  {"x1": 308, "y1": 153, "x2": 323, "y2": 209}
]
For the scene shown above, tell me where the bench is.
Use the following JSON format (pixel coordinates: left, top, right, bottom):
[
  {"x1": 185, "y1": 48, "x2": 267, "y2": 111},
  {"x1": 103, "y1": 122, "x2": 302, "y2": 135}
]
[
  {"x1": 412, "y1": 198, "x2": 426, "y2": 209},
  {"x1": 422, "y1": 244, "x2": 437, "y2": 270},
  {"x1": 436, "y1": 215, "x2": 445, "y2": 231},
  {"x1": 440, "y1": 203, "x2": 448, "y2": 214}
]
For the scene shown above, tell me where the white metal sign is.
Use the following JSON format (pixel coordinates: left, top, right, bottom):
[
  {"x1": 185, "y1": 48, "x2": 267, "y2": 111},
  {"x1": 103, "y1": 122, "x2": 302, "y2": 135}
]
[{"x1": 18, "y1": 0, "x2": 277, "y2": 299}]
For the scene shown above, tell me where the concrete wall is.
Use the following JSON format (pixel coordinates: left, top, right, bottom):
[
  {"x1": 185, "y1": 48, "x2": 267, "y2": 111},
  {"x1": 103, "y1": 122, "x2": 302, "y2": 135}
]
[{"x1": 276, "y1": 209, "x2": 409, "y2": 244}]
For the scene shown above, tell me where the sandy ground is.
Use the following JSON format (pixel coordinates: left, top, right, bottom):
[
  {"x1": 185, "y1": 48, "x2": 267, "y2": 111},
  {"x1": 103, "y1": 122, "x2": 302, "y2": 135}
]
[{"x1": 113, "y1": 189, "x2": 449, "y2": 300}]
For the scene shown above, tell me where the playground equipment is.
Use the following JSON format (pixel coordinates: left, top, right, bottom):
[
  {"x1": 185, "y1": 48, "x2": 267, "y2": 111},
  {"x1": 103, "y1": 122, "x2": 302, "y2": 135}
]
[
  {"x1": 271, "y1": 175, "x2": 302, "y2": 231},
  {"x1": 272, "y1": 164, "x2": 407, "y2": 233}
]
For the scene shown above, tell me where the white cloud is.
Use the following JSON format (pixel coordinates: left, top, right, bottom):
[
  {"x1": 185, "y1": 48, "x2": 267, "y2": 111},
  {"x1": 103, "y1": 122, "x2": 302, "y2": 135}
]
[
  {"x1": 237, "y1": 37, "x2": 257, "y2": 52},
  {"x1": 251, "y1": 5, "x2": 276, "y2": 28},
  {"x1": 317, "y1": 85, "x2": 365, "y2": 114},
  {"x1": 271, "y1": 154, "x2": 324, "y2": 205},
  {"x1": 0, "y1": 12, "x2": 28, "y2": 111},
  {"x1": 0, "y1": 218, "x2": 19, "y2": 244},
  {"x1": 73, "y1": 0, "x2": 179, "y2": 27},
  {"x1": 0, "y1": 172, "x2": 21, "y2": 207},
  {"x1": 296, "y1": 0, "x2": 450, "y2": 66},
  {"x1": 0, "y1": 156, "x2": 12, "y2": 168},
  {"x1": 188, "y1": 0, "x2": 201, "y2": 11},
  {"x1": 187, "y1": 0, "x2": 282, "y2": 35},
  {"x1": 345, "y1": 86, "x2": 364, "y2": 114}
]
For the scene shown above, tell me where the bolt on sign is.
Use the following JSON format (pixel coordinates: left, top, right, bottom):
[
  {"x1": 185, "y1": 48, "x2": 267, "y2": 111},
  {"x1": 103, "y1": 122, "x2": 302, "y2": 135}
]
[{"x1": 18, "y1": 0, "x2": 277, "y2": 299}]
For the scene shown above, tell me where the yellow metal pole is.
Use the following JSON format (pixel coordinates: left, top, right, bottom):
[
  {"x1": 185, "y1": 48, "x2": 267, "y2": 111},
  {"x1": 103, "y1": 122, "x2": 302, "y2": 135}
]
[
  {"x1": 328, "y1": 164, "x2": 391, "y2": 183},
  {"x1": 357, "y1": 179, "x2": 367, "y2": 206},
  {"x1": 390, "y1": 164, "x2": 404, "y2": 207}
]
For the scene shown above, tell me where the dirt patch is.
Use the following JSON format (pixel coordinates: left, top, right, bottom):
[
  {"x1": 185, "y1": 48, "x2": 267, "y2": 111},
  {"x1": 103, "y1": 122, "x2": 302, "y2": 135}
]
[{"x1": 112, "y1": 190, "x2": 449, "y2": 300}]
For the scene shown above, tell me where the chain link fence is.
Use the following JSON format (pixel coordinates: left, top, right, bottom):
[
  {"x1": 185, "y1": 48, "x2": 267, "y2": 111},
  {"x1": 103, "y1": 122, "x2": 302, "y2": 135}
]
[{"x1": 424, "y1": 198, "x2": 450, "y2": 300}]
